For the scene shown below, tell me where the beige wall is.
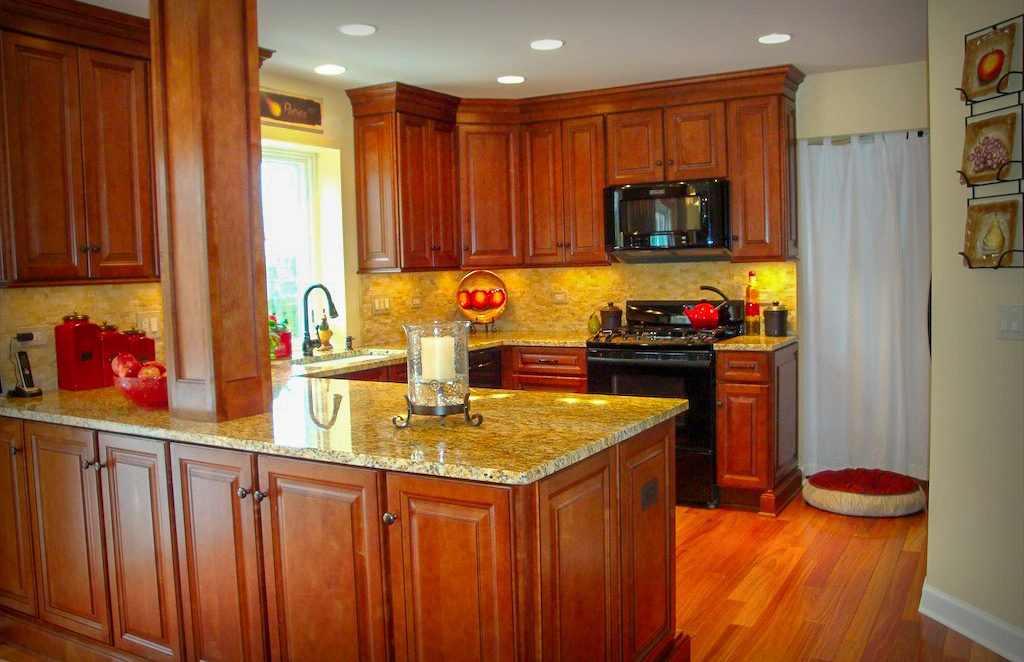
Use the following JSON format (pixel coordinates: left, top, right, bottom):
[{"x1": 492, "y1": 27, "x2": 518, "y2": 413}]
[
  {"x1": 797, "y1": 61, "x2": 929, "y2": 139},
  {"x1": 927, "y1": 0, "x2": 1024, "y2": 635}
]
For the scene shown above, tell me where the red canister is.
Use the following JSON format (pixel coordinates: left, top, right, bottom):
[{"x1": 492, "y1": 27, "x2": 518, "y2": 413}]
[
  {"x1": 123, "y1": 329, "x2": 156, "y2": 363},
  {"x1": 98, "y1": 323, "x2": 128, "y2": 386},
  {"x1": 55, "y1": 313, "x2": 104, "y2": 390}
]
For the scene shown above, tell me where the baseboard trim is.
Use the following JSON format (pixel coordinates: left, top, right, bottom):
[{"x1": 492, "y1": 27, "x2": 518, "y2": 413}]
[{"x1": 919, "y1": 580, "x2": 1024, "y2": 662}]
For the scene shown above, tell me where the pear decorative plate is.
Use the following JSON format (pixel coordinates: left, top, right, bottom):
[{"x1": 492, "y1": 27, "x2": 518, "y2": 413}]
[
  {"x1": 456, "y1": 270, "x2": 508, "y2": 324},
  {"x1": 963, "y1": 200, "x2": 1019, "y2": 267}
]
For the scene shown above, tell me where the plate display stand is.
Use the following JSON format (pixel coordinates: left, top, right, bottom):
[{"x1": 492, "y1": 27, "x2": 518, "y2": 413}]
[{"x1": 958, "y1": 15, "x2": 1024, "y2": 269}]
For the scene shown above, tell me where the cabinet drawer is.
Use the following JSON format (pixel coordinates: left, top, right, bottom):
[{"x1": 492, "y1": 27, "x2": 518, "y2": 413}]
[
  {"x1": 510, "y1": 347, "x2": 586, "y2": 376},
  {"x1": 511, "y1": 374, "x2": 588, "y2": 393},
  {"x1": 716, "y1": 351, "x2": 770, "y2": 383}
]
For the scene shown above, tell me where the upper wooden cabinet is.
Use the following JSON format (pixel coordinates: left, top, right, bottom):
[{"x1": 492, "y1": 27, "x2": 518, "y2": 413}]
[
  {"x1": 522, "y1": 116, "x2": 607, "y2": 266},
  {"x1": 726, "y1": 96, "x2": 798, "y2": 261},
  {"x1": 0, "y1": 31, "x2": 157, "y2": 284},
  {"x1": 458, "y1": 123, "x2": 522, "y2": 268},
  {"x1": 348, "y1": 84, "x2": 461, "y2": 273},
  {"x1": 606, "y1": 102, "x2": 727, "y2": 186}
]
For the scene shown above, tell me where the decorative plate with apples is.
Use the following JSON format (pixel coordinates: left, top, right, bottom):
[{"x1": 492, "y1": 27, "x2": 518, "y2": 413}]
[
  {"x1": 110, "y1": 352, "x2": 168, "y2": 408},
  {"x1": 456, "y1": 270, "x2": 508, "y2": 324}
]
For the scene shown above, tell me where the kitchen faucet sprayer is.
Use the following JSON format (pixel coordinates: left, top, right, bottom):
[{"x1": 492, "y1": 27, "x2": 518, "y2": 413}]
[{"x1": 302, "y1": 284, "x2": 339, "y2": 356}]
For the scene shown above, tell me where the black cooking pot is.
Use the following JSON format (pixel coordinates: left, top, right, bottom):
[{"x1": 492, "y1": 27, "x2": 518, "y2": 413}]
[{"x1": 599, "y1": 302, "x2": 622, "y2": 332}]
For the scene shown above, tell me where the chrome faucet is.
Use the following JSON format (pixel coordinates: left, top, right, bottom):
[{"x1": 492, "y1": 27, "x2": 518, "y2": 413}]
[{"x1": 302, "y1": 283, "x2": 339, "y2": 357}]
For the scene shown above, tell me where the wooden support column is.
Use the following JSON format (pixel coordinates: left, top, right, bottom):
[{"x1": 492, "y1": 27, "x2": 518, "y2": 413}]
[{"x1": 149, "y1": 0, "x2": 271, "y2": 420}]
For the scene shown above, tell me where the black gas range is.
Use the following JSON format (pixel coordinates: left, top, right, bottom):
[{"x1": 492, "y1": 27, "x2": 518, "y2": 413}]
[{"x1": 586, "y1": 299, "x2": 744, "y2": 507}]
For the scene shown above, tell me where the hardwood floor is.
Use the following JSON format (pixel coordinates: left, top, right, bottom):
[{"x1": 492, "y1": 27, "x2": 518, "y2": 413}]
[{"x1": 675, "y1": 494, "x2": 1009, "y2": 661}]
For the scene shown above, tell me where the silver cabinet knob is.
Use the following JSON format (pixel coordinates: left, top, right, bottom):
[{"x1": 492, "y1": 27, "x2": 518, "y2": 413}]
[
  {"x1": 253, "y1": 490, "x2": 267, "y2": 503},
  {"x1": 9, "y1": 446, "x2": 21, "y2": 456},
  {"x1": 382, "y1": 512, "x2": 398, "y2": 526},
  {"x1": 237, "y1": 487, "x2": 250, "y2": 499}
]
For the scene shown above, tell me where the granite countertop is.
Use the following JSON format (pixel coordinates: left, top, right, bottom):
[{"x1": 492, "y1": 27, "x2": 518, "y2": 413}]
[
  {"x1": 714, "y1": 334, "x2": 798, "y2": 352},
  {"x1": 0, "y1": 376, "x2": 685, "y2": 486}
]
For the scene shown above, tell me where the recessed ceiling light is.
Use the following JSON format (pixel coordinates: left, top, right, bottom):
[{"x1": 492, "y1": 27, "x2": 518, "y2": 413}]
[
  {"x1": 496, "y1": 75, "x2": 526, "y2": 84},
  {"x1": 530, "y1": 38, "x2": 564, "y2": 51},
  {"x1": 337, "y1": 23, "x2": 377, "y2": 36},
  {"x1": 314, "y1": 64, "x2": 346, "y2": 75},
  {"x1": 757, "y1": 33, "x2": 791, "y2": 45}
]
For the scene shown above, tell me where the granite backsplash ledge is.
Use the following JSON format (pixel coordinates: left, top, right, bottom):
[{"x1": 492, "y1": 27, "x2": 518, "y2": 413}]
[{"x1": 359, "y1": 261, "x2": 797, "y2": 346}]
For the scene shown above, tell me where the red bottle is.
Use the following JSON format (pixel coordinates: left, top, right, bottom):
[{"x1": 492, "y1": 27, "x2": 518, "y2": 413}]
[
  {"x1": 98, "y1": 323, "x2": 129, "y2": 386},
  {"x1": 124, "y1": 329, "x2": 156, "y2": 363},
  {"x1": 55, "y1": 313, "x2": 104, "y2": 390}
]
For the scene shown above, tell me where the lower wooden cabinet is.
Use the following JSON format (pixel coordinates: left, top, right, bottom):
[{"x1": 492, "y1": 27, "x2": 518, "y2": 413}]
[
  {"x1": 0, "y1": 417, "x2": 35, "y2": 617},
  {"x1": 502, "y1": 346, "x2": 588, "y2": 393}
]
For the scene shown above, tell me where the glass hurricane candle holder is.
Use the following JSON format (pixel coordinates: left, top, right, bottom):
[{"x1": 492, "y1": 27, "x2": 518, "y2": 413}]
[{"x1": 393, "y1": 321, "x2": 482, "y2": 428}]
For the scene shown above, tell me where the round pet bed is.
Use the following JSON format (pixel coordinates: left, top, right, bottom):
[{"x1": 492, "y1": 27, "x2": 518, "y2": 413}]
[{"x1": 802, "y1": 468, "x2": 926, "y2": 517}]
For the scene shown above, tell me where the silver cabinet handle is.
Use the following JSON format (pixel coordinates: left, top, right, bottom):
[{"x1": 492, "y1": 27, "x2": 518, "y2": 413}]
[
  {"x1": 382, "y1": 512, "x2": 398, "y2": 526},
  {"x1": 81, "y1": 459, "x2": 95, "y2": 469},
  {"x1": 237, "y1": 487, "x2": 250, "y2": 499},
  {"x1": 253, "y1": 490, "x2": 267, "y2": 503},
  {"x1": 9, "y1": 446, "x2": 21, "y2": 456}
]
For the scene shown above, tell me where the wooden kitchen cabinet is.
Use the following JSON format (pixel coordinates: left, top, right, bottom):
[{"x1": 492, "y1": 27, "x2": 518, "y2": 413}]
[
  {"x1": 606, "y1": 103, "x2": 727, "y2": 185},
  {"x1": 259, "y1": 455, "x2": 388, "y2": 662},
  {"x1": 716, "y1": 344, "x2": 800, "y2": 515},
  {"x1": 522, "y1": 116, "x2": 607, "y2": 266},
  {"x1": 1, "y1": 31, "x2": 157, "y2": 284},
  {"x1": 170, "y1": 444, "x2": 265, "y2": 662},
  {"x1": 354, "y1": 114, "x2": 400, "y2": 271},
  {"x1": 459, "y1": 123, "x2": 523, "y2": 268},
  {"x1": 726, "y1": 96, "x2": 797, "y2": 261},
  {"x1": 502, "y1": 346, "x2": 588, "y2": 393},
  {"x1": 0, "y1": 417, "x2": 35, "y2": 617}
]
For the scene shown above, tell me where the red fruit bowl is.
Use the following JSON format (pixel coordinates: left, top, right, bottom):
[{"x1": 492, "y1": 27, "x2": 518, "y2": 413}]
[{"x1": 112, "y1": 375, "x2": 168, "y2": 409}]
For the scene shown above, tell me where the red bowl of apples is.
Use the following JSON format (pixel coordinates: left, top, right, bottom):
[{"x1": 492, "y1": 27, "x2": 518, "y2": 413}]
[
  {"x1": 110, "y1": 353, "x2": 168, "y2": 409},
  {"x1": 456, "y1": 270, "x2": 508, "y2": 324}
]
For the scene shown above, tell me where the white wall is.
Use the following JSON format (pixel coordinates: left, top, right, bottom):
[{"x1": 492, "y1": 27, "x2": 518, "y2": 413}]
[
  {"x1": 797, "y1": 61, "x2": 929, "y2": 139},
  {"x1": 925, "y1": 0, "x2": 1024, "y2": 656}
]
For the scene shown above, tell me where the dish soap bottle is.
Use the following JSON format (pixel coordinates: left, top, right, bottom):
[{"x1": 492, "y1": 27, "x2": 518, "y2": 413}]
[
  {"x1": 745, "y1": 271, "x2": 761, "y2": 335},
  {"x1": 317, "y1": 311, "x2": 334, "y2": 351}
]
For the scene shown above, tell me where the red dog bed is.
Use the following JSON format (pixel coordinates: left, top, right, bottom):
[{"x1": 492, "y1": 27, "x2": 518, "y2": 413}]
[{"x1": 803, "y1": 468, "x2": 926, "y2": 517}]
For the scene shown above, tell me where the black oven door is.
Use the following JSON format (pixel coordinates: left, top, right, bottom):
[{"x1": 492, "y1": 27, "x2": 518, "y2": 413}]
[{"x1": 587, "y1": 348, "x2": 719, "y2": 507}]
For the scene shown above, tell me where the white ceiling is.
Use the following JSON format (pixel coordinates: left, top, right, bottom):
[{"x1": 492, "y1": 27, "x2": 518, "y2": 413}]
[{"x1": 88, "y1": 0, "x2": 927, "y2": 98}]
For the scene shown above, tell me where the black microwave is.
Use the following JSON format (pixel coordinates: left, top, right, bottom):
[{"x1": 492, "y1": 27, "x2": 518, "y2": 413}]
[{"x1": 604, "y1": 179, "x2": 730, "y2": 261}]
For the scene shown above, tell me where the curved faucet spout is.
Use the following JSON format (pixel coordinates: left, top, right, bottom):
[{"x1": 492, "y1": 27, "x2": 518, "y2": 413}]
[{"x1": 302, "y1": 284, "x2": 339, "y2": 357}]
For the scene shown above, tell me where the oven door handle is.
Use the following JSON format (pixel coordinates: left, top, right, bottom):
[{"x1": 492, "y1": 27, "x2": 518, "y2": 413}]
[{"x1": 586, "y1": 356, "x2": 712, "y2": 370}]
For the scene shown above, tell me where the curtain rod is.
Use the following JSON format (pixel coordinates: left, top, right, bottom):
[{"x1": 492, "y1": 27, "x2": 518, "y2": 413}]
[{"x1": 803, "y1": 129, "x2": 929, "y2": 146}]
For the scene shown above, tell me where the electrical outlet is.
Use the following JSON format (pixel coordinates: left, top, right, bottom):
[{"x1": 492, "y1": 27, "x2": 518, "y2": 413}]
[
  {"x1": 136, "y1": 311, "x2": 161, "y2": 338},
  {"x1": 372, "y1": 296, "x2": 391, "y2": 316},
  {"x1": 410, "y1": 296, "x2": 422, "y2": 309},
  {"x1": 15, "y1": 326, "x2": 49, "y2": 348},
  {"x1": 551, "y1": 291, "x2": 568, "y2": 304},
  {"x1": 997, "y1": 303, "x2": 1023, "y2": 340}
]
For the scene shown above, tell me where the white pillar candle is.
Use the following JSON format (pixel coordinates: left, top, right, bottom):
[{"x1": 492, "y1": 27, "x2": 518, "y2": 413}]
[{"x1": 420, "y1": 336, "x2": 455, "y2": 382}]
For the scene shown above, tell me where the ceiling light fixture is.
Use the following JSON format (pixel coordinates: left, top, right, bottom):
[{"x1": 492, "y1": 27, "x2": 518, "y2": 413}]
[
  {"x1": 338, "y1": 23, "x2": 377, "y2": 36},
  {"x1": 757, "y1": 33, "x2": 791, "y2": 45},
  {"x1": 496, "y1": 75, "x2": 526, "y2": 84},
  {"x1": 314, "y1": 64, "x2": 346, "y2": 75},
  {"x1": 530, "y1": 38, "x2": 565, "y2": 51}
]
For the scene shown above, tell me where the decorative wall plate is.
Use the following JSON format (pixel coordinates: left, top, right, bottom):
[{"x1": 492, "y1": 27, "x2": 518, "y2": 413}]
[
  {"x1": 963, "y1": 199, "x2": 1019, "y2": 267},
  {"x1": 960, "y1": 22, "x2": 1017, "y2": 100},
  {"x1": 456, "y1": 270, "x2": 508, "y2": 324},
  {"x1": 960, "y1": 111, "x2": 1017, "y2": 185}
]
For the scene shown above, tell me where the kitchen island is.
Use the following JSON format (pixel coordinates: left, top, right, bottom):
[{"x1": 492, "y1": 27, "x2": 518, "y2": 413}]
[{"x1": 0, "y1": 375, "x2": 689, "y2": 661}]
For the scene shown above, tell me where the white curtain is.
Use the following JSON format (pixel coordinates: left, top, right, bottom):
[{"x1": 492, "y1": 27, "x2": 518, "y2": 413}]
[{"x1": 797, "y1": 132, "x2": 931, "y2": 479}]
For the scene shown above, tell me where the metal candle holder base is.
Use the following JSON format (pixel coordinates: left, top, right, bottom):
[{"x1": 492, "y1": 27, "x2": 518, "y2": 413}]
[{"x1": 392, "y1": 394, "x2": 483, "y2": 428}]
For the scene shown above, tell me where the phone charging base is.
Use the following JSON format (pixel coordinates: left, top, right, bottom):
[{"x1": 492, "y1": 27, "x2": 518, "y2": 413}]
[{"x1": 7, "y1": 386, "x2": 42, "y2": 398}]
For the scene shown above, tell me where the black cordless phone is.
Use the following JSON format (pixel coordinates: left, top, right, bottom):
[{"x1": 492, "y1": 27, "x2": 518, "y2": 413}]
[{"x1": 16, "y1": 351, "x2": 35, "y2": 388}]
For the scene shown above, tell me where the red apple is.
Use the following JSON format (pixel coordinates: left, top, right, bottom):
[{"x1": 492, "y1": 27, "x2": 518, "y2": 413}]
[
  {"x1": 111, "y1": 352, "x2": 141, "y2": 378},
  {"x1": 137, "y1": 365, "x2": 163, "y2": 379},
  {"x1": 141, "y1": 360, "x2": 166, "y2": 373},
  {"x1": 470, "y1": 289, "x2": 490, "y2": 310},
  {"x1": 977, "y1": 49, "x2": 1005, "y2": 84},
  {"x1": 489, "y1": 289, "x2": 506, "y2": 308},
  {"x1": 457, "y1": 290, "x2": 471, "y2": 309}
]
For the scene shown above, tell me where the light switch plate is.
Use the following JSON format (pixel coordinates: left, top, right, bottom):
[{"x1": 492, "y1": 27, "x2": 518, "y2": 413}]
[
  {"x1": 410, "y1": 297, "x2": 422, "y2": 309},
  {"x1": 996, "y1": 303, "x2": 1023, "y2": 340},
  {"x1": 551, "y1": 291, "x2": 568, "y2": 304},
  {"x1": 15, "y1": 326, "x2": 49, "y2": 347},
  {"x1": 372, "y1": 296, "x2": 391, "y2": 316},
  {"x1": 136, "y1": 311, "x2": 161, "y2": 338}
]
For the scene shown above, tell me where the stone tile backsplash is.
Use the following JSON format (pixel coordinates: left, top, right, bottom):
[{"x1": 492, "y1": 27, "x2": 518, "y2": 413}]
[
  {"x1": 0, "y1": 283, "x2": 164, "y2": 392},
  {"x1": 358, "y1": 261, "x2": 797, "y2": 346}
]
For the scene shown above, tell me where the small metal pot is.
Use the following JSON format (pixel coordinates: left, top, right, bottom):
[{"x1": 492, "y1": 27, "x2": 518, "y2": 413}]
[
  {"x1": 763, "y1": 302, "x2": 788, "y2": 337},
  {"x1": 599, "y1": 302, "x2": 623, "y2": 332}
]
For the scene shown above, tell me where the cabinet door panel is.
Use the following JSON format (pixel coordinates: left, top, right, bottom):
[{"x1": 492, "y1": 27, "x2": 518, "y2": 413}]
[
  {"x1": 619, "y1": 423, "x2": 674, "y2": 661},
  {"x1": 2, "y1": 33, "x2": 88, "y2": 281},
  {"x1": 0, "y1": 417, "x2": 36, "y2": 616},
  {"x1": 605, "y1": 109, "x2": 663, "y2": 186},
  {"x1": 260, "y1": 456, "x2": 387, "y2": 662},
  {"x1": 24, "y1": 422, "x2": 109, "y2": 642},
  {"x1": 562, "y1": 116, "x2": 607, "y2": 264},
  {"x1": 774, "y1": 347, "x2": 799, "y2": 483},
  {"x1": 398, "y1": 114, "x2": 434, "y2": 269},
  {"x1": 458, "y1": 124, "x2": 521, "y2": 267},
  {"x1": 782, "y1": 99, "x2": 798, "y2": 258},
  {"x1": 99, "y1": 433, "x2": 180, "y2": 661},
  {"x1": 79, "y1": 49, "x2": 155, "y2": 279},
  {"x1": 430, "y1": 121, "x2": 460, "y2": 268},
  {"x1": 716, "y1": 383, "x2": 771, "y2": 489},
  {"x1": 355, "y1": 114, "x2": 399, "y2": 271},
  {"x1": 386, "y1": 474, "x2": 515, "y2": 662},
  {"x1": 664, "y1": 102, "x2": 726, "y2": 180},
  {"x1": 727, "y1": 97, "x2": 784, "y2": 260},
  {"x1": 170, "y1": 444, "x2": 264, "y2": 662},
  {"x1": 522, "y1": 121, "x2": 564, "y2": 265},
  {"x1": 538, "y1": 448, "x2": 619, "y2": 661},
  {"x1": 510, "y1": 374, "x2": 588, "y2": 393}
]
